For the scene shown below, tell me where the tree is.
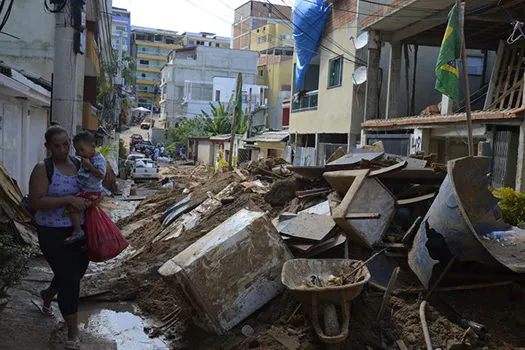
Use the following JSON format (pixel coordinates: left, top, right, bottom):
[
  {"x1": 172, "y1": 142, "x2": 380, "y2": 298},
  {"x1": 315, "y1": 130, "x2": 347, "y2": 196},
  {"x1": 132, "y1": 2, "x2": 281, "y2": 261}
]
[
  {"x1": 198, "y1": 96, "x2": 248, "y2": 136},
  {"x1": 167, "y1": 118, "x2": 205, "y2": 147}
]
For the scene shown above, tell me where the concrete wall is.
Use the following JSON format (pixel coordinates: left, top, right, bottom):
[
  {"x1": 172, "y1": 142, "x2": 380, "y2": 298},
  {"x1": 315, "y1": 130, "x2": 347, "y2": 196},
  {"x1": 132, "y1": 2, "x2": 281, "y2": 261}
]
[
  {"x1": 161, "y1": 47, "x2": 260, "y2": 126},
  {"x1": 0, "y1": 0, "x2": 55, "y2": 80},
  {"x1": 257, "y1": 141, "x2": 286, "y2": 159},
  {"x1": 290, "y1": 24, "x2": 358, "y2": 136}
]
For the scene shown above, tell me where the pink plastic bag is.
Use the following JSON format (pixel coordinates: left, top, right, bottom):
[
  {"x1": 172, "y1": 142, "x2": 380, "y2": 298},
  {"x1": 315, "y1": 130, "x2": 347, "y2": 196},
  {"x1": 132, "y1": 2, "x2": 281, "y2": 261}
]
[{"x1": 79, "y1": 192, "x2": 128, "y2": 262}]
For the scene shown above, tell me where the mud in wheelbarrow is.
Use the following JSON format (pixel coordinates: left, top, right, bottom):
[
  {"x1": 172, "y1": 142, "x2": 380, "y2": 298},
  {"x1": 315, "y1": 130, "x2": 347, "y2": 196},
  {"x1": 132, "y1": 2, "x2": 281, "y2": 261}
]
[{"x1": 281, "y1": 259, "x2": 370, "y2": 347}]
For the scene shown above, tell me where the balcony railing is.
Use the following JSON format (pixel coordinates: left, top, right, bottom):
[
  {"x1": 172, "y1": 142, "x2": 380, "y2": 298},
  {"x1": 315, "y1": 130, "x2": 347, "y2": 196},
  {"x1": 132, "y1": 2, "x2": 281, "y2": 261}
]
[
  {"x1": 137, "y1": 64, "x2": 163, "y2": 69},
  {"x1": 291, "y1": 90, "x2": 318, "y2": 112}
]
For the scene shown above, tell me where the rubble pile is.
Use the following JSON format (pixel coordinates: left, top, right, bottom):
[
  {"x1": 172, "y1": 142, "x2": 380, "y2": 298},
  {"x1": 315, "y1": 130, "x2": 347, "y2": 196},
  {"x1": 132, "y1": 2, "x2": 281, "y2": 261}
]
[{"x1": 110, "y1": 154, "x2": 525, "y2": 349}]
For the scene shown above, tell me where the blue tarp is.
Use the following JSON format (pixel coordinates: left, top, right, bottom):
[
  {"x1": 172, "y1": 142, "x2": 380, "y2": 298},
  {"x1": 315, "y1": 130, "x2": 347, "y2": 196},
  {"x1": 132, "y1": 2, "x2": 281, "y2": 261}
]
[{"x1": 293, "y1": 0, "x2": 333, "y2": 90}]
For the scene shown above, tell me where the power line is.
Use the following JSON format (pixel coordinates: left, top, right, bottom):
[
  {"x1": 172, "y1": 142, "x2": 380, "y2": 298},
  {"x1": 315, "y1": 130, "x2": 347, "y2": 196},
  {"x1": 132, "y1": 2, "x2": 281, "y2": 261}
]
[
  {"x1": 0, "y1": 0, "x2": 13, "y2": 33},
  {"x1": 279, "y1": 0, "x2": 368, "y2": 65},
  {"x1": 183, "y1": 0, "x2": 232, "y2": 24},
  {"x1": 264, "y1": 1, "x2": 366, "y2": 66}
]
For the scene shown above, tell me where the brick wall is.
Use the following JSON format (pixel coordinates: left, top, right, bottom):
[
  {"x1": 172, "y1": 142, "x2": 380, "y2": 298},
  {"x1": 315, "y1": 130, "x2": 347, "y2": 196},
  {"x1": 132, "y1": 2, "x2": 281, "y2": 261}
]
[
  {"x1": 325, "y1": 0, "x2": 357, "y2": 34},
  {"x1": 251, "y1": 1, "x2": 291, "y2": 20}
]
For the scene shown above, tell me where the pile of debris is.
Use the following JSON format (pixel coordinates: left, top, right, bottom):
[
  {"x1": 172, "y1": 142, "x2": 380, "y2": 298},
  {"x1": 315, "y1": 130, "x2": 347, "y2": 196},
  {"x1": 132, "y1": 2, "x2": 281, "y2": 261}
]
[{"x1": 106, "y1": 153, "x2": 525, "y2": 349}]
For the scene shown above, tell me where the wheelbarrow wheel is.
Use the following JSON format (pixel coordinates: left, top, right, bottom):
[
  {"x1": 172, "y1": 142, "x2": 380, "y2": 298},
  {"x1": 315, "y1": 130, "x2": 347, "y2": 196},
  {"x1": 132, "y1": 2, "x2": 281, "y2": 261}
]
[{"x1": 323, "y1": 304, "x2": 341, "y2": 350}]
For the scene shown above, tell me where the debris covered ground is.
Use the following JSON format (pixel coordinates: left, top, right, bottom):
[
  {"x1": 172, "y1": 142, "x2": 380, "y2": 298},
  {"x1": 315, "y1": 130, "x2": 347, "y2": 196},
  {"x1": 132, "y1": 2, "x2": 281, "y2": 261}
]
[
  {"x1": 3, "y1": 154, "x2": 525, "y2": 349},
  {"x1": 102, "y1": 155, "x2": 525, "y2": 349}
]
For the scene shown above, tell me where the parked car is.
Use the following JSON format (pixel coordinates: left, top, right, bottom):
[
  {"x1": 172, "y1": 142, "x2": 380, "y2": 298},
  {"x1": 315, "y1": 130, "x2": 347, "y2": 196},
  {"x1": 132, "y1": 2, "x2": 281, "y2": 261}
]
[
  {"x1": 129, "y1": 134, "x2": 143, "y2": 147},
  {"x1": 132, "y1": 158, "x2": 159, "y2": 180},
  {"x1": 134, "y1": 140, "x2": 155, "y2": 153},
  {"x1": 140, "y1": 118, "x2": 154, "y2": 130},
  {"x1": 124, "y1": 153, "x2": 146, "y2": 168}
]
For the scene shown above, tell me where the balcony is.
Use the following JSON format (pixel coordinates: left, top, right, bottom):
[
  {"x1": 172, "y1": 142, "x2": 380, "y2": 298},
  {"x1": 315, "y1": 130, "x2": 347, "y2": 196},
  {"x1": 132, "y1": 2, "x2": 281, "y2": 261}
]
[{"x1": 291, "y1": 90, "x2": 318, "y2": 112}]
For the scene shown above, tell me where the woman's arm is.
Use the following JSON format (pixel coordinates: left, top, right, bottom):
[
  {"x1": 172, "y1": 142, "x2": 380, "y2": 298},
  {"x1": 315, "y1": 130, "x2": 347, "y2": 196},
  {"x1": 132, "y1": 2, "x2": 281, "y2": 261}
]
[{"x1": 29, "y1": 163, "x2": 88, "y2": 211}]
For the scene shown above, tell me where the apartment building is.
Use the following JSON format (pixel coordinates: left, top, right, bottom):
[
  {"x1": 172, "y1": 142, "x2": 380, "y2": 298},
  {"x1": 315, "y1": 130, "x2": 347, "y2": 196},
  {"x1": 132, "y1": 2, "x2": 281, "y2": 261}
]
[
  {"x1": 232, "y1": 0, "x2": 291, "y2": 50},
  {"x1": 131, "y1": 26, "x2": 183, "y2": 110},
  {"x1": 181, "y1": 32, "x2": 230, "y2": 49},
  {"x1": 252, "y1": 22, "x2": 294, "y2": 130},
  {"x1": 160, "y1": 46, "x2": 265, "y2": 127},
  {"x1": 111, "y1": 7, "x2": 131, "y2": 57}
]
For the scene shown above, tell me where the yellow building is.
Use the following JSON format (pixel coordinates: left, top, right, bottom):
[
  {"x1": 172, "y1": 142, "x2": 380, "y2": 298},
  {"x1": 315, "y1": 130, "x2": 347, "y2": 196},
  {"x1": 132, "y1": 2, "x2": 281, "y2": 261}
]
[
  {"x1": 131, "y1": 27, "x2": 183, "y2": 110},
  {"x1": 250, "y1": 23, "x2": 294, "y2": 53},
  {"x1": 250, "y1": 23, "x2": 294, "y2": 130}
]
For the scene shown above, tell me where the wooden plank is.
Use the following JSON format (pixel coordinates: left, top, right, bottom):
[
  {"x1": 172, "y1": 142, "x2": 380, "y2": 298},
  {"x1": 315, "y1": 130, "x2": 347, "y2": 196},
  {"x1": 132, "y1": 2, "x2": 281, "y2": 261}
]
[
  {"x1": 402, "y1": 216, "x2": 423, "y2": 244},
  {"x1": 396, "y1": 340, "x2": 409, "y2": 350},
  {"x1": 295, "y1": 187, "x2": 331, "y2": 199},
  {"x1": 499, "y1": 47, "x2": 518, "y2": 110},
  {"x1": 345, "y1": 212, "x2": 381, "y2": 220},
  {"x1": 488, "y1": 76, "x2": 525, "y2": 109},
  {"x1": 369, "y1": 161, "x2": 408, "y2": 177},
  {"x1": 492, "y1": 45, "x2": 511, "y2": 110},
  {"x1": 377, "y1": 267, "x2": 400, "y2": 322},
  {"x1": 397, "y1": 193, "x2": 436, "y2": 206},
  {"x1": 519, "y1": 71, "x2": 525, "y2": 108},
  {"x1": 508, "y1": 47, "x2": 525, "y2": 108}
]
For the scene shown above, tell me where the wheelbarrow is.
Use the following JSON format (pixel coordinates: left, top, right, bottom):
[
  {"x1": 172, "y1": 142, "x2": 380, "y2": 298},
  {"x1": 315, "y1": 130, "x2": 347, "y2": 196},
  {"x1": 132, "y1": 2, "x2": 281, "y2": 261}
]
[{"x1": 281, "y1": 259, "x2": 370, "y2": 348}]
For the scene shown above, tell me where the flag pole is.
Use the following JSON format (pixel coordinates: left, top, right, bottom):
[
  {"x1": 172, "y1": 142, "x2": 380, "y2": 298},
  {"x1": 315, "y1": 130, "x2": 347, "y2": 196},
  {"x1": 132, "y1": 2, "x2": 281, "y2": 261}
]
[
  {"x1": 229, "y1": 72, "x2": 242, "y2": 167},
  {"x1": 458, "y1": 0, "x2": 475, "y2": 156}
]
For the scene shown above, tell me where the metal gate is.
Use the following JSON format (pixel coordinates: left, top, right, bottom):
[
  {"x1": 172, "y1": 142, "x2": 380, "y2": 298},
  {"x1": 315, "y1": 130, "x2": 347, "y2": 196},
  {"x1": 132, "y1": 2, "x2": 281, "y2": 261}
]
[
  {"x1": 366, "y1": 134, "x2": 410, "y2": 156},
  {"x1": 492, "y1": 129, "x2": 518, "y2": 189}
]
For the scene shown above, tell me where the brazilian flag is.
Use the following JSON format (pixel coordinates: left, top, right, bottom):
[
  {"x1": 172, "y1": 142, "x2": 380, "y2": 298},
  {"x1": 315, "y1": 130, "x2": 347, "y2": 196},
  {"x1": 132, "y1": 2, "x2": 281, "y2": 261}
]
[{"x1": 435, "y1": 3, "x2": 461, "y2": 103}]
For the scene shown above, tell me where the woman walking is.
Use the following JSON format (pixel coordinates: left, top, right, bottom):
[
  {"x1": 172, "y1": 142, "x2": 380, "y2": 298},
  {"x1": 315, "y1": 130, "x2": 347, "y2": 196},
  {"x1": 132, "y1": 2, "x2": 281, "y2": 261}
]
[{"x1": 29, "y1": 126, "x2": 91, "y2": 350}]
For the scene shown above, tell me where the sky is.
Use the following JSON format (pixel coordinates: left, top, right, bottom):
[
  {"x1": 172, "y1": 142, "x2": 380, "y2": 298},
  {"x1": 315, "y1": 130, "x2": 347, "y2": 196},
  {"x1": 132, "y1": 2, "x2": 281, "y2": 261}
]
[{"x1": 112, "y1": 0, "x2": 289, "y2": 37}]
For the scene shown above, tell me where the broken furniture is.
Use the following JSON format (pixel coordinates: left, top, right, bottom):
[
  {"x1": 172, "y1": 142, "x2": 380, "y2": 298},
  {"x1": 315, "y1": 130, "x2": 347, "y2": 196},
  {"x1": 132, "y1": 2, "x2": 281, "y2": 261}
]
[
  {"x1": 158, "y1": 209, "x2": 293, "y2": 334},
  {"x1": 281, "y1": 259, "x2": 370, "y2": 346},
  {"x1": 408, "y1": 156, "x2": 525, "y2": 289},
  {"x1": 324, "y1": 169, "x2": 397, "y2": 248}
]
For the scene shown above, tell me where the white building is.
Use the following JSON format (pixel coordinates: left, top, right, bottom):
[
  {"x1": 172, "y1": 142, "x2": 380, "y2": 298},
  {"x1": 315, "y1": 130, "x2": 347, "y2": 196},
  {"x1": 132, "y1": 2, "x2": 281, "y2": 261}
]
[
  {"x1": 0, "y1": 64, "x2": 50, "y2": 194},
  {"x1": 160, "y1": 46, "x2": 266, "y2": 126}
]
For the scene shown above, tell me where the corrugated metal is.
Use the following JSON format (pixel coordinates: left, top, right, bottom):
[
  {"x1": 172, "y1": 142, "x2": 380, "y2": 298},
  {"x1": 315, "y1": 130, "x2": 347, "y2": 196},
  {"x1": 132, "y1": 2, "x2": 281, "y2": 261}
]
[
  {"x1": 492, "y1": 130, "x2": 512, "y2": 189},
  {"x1": 293, "y1": 147, "x2": 317, "y2": 166},
  {"x1": 318, "y1": 143, "x2": 347, "y2": 166}
]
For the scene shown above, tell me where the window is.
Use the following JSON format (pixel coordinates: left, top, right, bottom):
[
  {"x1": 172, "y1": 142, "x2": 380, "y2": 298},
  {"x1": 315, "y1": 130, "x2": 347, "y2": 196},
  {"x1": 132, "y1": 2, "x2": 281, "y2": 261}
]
[
  {"x1": 141, "y1": 73, "x2": 146, "y2": 78},
  {"x1": 328, "y1": 56, "x2": 343, "y2": 88},
  {"x1": 139, "y1": 60, "x2": 149, "y2": 65},
  {"x1": 259, "y1": 69, "x2": 264, "y2": 77},
  {"x1": 216, "y1": 43, "x2": 220, "y2": 47},
  {"x1": 467, "y1": 56, "x2": 483, "y2": 76},
  {"x1": 116, "y1": 25, "x2": 126, "y2": 32},
  {"x1": 141, "y1": 47, "x2": 147, "y2": 52},
  {"x1": 215, "y1": 90, "x2": 221, "y2": 101}
]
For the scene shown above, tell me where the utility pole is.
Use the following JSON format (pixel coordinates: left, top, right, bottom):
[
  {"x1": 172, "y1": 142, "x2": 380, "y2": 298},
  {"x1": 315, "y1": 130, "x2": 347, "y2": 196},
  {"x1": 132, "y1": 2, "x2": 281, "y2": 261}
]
[
  {"x1": 247, "y1": 88, "x2": 253, "y2": 139},
  {"x1": 458, "y1": 0, "x2": 475, "y2": 155},
  {"x1": 229, "y1": 72, "x2": 242, "y2": 167},
  {"x1": 52, "y1": 0, "x2": 80, "y2": 137}
]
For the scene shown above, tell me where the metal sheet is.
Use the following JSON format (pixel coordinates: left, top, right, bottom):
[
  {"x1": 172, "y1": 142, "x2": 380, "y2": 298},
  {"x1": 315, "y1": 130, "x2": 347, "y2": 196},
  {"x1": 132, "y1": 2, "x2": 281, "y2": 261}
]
[
  {"x1": 408, "y1": 156, "x2": 525, "y2": 289},
  {"x1": 326, "y1": 152, "x2": 383, "y2": 167},
  {"x1": 280, "y1": 213, "x2": 336, "y2": 242}
]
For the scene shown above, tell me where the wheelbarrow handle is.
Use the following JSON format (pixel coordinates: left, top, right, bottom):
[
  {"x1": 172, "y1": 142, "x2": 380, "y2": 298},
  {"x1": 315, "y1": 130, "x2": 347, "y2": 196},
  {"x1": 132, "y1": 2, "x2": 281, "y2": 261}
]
[{"x1": 311, "y1": 291, "x2": 350, "y2": 344}]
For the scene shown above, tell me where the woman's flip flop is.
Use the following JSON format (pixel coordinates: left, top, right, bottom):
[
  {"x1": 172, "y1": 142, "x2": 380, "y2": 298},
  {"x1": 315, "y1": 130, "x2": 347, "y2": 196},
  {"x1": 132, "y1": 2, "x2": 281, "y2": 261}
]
[{"x1": 31, "y1": 299, "x2": 54, "y2": 317}]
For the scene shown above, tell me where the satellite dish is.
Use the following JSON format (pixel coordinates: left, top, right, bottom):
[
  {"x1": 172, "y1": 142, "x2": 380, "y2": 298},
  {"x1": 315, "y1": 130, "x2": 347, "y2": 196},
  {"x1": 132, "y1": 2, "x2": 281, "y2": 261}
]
[
  {"x1": 354, "y1": 32, "x2": 369, "y2": 49},
  {"x1": 352, "y1": 66, "x2": 368, "y2": 85}
]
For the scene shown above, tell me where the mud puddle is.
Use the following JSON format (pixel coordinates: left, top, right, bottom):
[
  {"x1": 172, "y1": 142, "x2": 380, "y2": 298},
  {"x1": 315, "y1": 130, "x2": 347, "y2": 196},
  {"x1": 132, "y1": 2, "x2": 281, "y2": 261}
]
[{"x1": 78, "y1": 302, "x2": 169, "y2": 350}]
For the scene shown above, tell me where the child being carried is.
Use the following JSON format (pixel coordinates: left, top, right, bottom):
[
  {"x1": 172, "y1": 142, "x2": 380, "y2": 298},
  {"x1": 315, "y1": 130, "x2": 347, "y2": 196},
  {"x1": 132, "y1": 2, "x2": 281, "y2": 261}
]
[{"x1": 65, "y1": 131, "x2": 107, "y2": 244}]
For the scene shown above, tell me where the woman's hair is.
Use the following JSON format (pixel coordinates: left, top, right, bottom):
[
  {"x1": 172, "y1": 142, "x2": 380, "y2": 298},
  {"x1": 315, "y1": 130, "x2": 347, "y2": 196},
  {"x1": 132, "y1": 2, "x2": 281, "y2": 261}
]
[
  {"x1": 73, "y1": 131, "x2": 96, "y2": 145},
  {"x1": 44, "y1": 125, "x2": 68, "y2": 143}
]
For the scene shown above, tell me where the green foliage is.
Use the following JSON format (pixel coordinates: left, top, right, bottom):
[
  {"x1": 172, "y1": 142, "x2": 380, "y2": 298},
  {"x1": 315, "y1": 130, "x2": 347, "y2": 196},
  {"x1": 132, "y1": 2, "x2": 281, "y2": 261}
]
[
  {"x1": 0, "y1": 234, "x2": 32, "y2": 296},
  {"x1": 167, "y1": 118, "x2": 206, "y2": 148},
  {"x1": 198, "y1": 96, "x2": 248, "y2": 136},
  {"x1": 493, "y1": 187, "x2": 525, "y2": 226}
]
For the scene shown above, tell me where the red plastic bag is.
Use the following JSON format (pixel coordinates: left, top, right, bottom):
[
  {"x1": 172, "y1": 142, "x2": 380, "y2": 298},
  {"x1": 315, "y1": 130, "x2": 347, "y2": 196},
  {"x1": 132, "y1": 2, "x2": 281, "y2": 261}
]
[{"x1": 79, "y1": 192, "x2": 129, "y2": 262}]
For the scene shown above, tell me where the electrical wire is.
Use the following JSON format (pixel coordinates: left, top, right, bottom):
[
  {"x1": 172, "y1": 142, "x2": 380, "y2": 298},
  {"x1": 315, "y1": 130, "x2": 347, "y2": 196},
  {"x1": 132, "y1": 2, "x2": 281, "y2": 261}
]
[
  {"x1": 0, "y1": 0, "x2": 13, "y2": 33},
  {"x1": 277, "y1": 0, "x2": 368, "y2": 65},
  {"x1": 264, "y1": 0, "x2": 366, "y2": 66},
  {"x1": 183, "y1": 0, "x2": 233, "y2": 25}
]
